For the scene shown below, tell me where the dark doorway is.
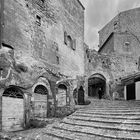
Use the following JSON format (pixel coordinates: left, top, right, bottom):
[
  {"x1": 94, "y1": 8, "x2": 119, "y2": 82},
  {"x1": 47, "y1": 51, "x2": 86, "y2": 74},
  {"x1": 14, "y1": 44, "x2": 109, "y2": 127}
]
[
  {"x1": 88, "y1": 74, "x2": 106, "y2": 99},
  {"x1": 78, "y1": 86, "x2": 85, "y2": 105},
  {"x1": 126, "y1": 83, "x2": 135, "y2": 100}
]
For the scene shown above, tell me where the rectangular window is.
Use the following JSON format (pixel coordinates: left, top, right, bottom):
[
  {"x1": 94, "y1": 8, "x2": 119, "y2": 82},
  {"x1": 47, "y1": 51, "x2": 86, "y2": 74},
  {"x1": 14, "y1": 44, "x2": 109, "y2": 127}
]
[
  {"x1": 41, "y1": 0, "x2": 45, "y2": 3},
  {"x1": 56, "y1": 56, "x2": 60, "y2": 64},
  {"x1": 36, "y1": 15, "x2": 41, "y2": 26},
  {"x1": 72, "y1": 39, "x2": 76, "y2": 50}
]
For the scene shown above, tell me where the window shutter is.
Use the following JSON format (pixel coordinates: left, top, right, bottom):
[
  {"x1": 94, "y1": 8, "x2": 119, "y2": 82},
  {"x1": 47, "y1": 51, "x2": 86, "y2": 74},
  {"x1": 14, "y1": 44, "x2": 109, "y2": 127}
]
[
  {"x1": 72, "y1": 39, "x2": 76, "y2": 50},
  {"x1": 138, "y1": 56, "x2": 140, "y2": 70},
  {"x1": 64, "y1": 31, "x2": 67, "y2": 45}
]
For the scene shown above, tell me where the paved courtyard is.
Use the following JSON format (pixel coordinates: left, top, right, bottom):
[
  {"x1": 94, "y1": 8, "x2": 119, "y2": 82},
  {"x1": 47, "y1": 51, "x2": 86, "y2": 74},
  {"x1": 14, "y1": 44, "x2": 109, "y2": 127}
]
[{"x1": 11, "y1": 98, "x2": 140, "y2": 140}]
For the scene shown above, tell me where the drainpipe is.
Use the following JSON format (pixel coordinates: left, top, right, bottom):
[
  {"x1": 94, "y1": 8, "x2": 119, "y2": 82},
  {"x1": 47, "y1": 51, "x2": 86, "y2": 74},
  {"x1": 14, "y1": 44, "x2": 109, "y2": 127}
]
[{"x1": 0, "y1": 0, "x2": 4, "y2": 49}]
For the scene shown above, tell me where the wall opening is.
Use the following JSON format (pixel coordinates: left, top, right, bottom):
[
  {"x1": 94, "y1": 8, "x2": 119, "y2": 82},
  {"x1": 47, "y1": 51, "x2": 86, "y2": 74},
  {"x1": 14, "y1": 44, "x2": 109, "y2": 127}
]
[
  {"x1": 88, "y1": 74, "x2": 106, "y2": 99},
  {"x1": 36, "y1": 15, "x2": 41, "y2": 26},
  {"x1": 2, "y1": 86, "x2": 24, "y2": 131},
  {"x1": 34, "y1": 85, "x2": 48, "y2": 118},
  {"x1": 126, "y1": 83, "x2": 135, "y2": 100},
  {"x1": 56, "y1": 84, "x2": 67, "y2": 107},
  {"x1": 78, "y1": 86, "x2": 85, "y2": 105}
]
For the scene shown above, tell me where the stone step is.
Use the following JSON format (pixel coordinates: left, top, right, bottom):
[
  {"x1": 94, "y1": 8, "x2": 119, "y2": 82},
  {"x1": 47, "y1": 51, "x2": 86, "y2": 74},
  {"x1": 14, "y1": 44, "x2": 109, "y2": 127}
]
[
  {"x1": 62, "y1": 118, "x2": 140, "y2": 132},
  {"x1": 43, "y1": 127, "x2": 114, "y2": 140},
  {"x1": 86, "y1": 106, "x2": 140, "y2": 109},
  {"x1": 79, "y1": 109, "x2": 140, "y2": 112},
  {"x1": 54, "y1": 122, "x2": 140, "y2": 140},
  {"x1": 76, "y1": 111, "x2": 140, "y2": 115},
  {"x1": 68, "y1": 115, "x2": 140, "y2": 125},
  {"x1": 73, "y1": 113, "x2": 140, "y2": 120},
  {"x1": 42, "y1": 134, "x2": 62, "y2": 140}
]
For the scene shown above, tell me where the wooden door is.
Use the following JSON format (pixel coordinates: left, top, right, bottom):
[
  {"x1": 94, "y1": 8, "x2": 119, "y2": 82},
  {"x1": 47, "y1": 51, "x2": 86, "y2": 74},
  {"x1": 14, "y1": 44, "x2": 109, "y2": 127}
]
[{"x1": 2, "y1": 96, "x2": 24, "y2": 131}]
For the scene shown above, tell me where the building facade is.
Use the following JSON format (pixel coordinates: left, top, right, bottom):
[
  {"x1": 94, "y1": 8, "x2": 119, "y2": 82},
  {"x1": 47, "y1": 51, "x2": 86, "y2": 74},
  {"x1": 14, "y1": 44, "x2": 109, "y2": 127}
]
[
  {"x1": 85, "y1": 7, "x2": 140, "y2": 101},
  {"x1": 0, "y1": 0, "x2": 85, "y2": 131}
]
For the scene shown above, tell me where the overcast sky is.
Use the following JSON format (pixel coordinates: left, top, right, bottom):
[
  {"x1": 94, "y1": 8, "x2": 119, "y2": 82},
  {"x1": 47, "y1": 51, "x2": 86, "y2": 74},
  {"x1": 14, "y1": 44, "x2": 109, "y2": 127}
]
[{"x1": 80, "y1": 0, "x2": 140, "y2": 50}]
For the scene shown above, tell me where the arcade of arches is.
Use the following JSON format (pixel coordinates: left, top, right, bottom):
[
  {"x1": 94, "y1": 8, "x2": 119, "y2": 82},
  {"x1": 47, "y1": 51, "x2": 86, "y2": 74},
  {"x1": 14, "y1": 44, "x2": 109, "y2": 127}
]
[{"x1": 88, "y1": 74, "x2": 106, "y2": 99}]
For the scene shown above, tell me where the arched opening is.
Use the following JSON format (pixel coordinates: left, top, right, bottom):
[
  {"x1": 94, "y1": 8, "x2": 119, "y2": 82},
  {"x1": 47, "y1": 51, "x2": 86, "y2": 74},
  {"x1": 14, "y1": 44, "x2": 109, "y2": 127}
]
[
  {"x1": 56, "y1": 84, "x2": 67, "y2": 107},
  {"x1": 34, "y1": 85, "x2": 48, "y2": 118},
  {"x1": 78, "y1": 86, "x2": 85, "y2": 105},
  {"x1": 2, "y1": 86, "x2": 24, "y2": 131},
  {"x1": 88, "y1": 74, "x2": 106, "y2": 99}
]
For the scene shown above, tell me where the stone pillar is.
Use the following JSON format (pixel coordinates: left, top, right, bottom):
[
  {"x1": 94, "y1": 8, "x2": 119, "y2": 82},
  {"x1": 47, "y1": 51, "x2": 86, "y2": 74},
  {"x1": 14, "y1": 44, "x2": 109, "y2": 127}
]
[
  {"x1": 84, "y1": 77, "x2": 88, "y2": 99},
  {"x1": 0, "y1": 88, "x2": 4, "y2": 131},
  {"x1": 124, "y1": 86, "x2": 127, "y2": 100},
  {"x1": 106, "y1": 82, "x2": 110, "y2": 96}
]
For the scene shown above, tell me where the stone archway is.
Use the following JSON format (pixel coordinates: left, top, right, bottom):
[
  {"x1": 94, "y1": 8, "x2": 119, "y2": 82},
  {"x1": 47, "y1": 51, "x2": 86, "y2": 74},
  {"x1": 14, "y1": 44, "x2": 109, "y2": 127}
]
[
  {"x1": 56, "y1": 84, "x2": 67, "y2": 107},
  {"x1": 2, "y1": 86, "x2": 25, "y2": 131},
  {"x1": 33, "y1": 85, "x2": 48, "y2": 118},
  {"x1": 88, "y1": 73, "x2": 106, "y2": 99},
  {"x1": 56, "y1": 81, "x2": 70, "y2": 107}
]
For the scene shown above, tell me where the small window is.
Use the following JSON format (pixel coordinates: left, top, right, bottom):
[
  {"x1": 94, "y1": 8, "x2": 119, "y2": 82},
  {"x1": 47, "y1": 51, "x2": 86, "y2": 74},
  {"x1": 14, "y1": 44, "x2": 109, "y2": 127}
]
[
  {"x1": 114, "y1": 21, "x2": 118, "y2": 30},
  {"x1": 56, "y1": 56, "x2": 60, "y2": 64},
  {"x1": 36, "y1": 15, "x2": 41, "y2": 26},
  {"x1": 72, "y1": 39, "x2": 76, "y2": 50},
  {"x1": 64, "y1": 31, "x2": 76, "y2": 50},
  {"x1": 64, "y1": 31, "x2": 67, "y2": 45},
  {"x1": 41, "y1": 0, "x2": 45, "y2": 3},
  {"x1": 67, "y1": 35, "x2": 73, "y2": 49}
]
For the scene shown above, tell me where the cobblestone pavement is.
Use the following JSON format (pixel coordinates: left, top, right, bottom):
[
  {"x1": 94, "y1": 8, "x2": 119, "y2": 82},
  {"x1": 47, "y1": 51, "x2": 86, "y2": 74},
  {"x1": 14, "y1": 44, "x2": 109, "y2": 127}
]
[{"x1": 11, "y1": 99, "x2": 140, "y2": 139}]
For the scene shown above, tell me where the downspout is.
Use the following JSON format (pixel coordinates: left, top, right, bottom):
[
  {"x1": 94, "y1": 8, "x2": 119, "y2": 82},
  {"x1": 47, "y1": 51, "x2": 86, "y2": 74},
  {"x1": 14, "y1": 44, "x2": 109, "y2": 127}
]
[{"x1": 0, "y1": 0, "x2": 4, "y2": 49}]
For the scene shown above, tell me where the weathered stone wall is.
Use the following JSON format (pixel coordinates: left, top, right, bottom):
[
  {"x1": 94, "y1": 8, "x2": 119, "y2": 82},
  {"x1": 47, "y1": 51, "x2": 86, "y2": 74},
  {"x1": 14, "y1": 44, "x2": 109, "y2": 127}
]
[
  {"x1": 99, "y1": 8, "x2": 140, "y2": 57},
  {"x1": 0, "y1": 0, "x2": 85, "y2": 129},
  {"x1": 120, "y1": 8, "x2": 140, "y2": 34},
  {"x1": 4, "y1": 0, "x2": 85, "y2": 79},
  {"x1": 99, "y1": 33, "x2": 114, "y2": 54},
  {"x1": 97, "y1": 7, "x2": 140, "y2": 100},
  {"x1": 86, "y1": 50, "x2": 139, "y2": 99},
  {"x1": 59, "y1": 0, "x2": 85, "y2": 77},
  {"x1": 98, "y1": 15, "x2": 119, "y2": 48},
  {"x1": 114, "y1": 33, "x2": 140, "y2": 57}
]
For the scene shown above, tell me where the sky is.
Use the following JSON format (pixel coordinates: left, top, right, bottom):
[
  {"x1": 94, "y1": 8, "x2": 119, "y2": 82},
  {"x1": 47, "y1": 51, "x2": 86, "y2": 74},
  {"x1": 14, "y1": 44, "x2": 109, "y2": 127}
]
[{"x1": 80, "y1": 0, "x2": 140, "y2": 50}]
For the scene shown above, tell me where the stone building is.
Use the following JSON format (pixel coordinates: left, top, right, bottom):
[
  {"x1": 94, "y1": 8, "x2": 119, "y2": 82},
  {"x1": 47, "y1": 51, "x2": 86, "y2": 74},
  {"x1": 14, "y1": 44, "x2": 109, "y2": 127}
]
[
  {"x1": 0, "y1": 0, "x2": 85, "y2": 131},
  {"x1": 85, "y1": 7, "x2": 140, "y2": 101}
]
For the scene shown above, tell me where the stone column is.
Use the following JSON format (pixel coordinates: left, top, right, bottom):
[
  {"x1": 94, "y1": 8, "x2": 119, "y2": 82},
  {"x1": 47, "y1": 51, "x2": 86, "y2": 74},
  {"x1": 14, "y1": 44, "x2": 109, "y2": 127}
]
[
  {"x1": 106, "y1": 82, "x2": 110, "y2": 96},
  {"x1": 124, "y1": 86, "x2": 127, "y2": 100},
  {"x1": 0, "y1": 88, "x2": 4, "y2": 131}
]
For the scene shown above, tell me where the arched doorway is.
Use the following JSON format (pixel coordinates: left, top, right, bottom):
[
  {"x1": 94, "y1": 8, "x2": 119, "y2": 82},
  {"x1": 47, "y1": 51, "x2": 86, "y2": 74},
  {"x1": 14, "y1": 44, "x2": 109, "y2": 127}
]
[
  {"x1": 34, "y1": 85, "x2": 48, "y2": 118},
  {"x1": 78, "y1": 86, "x2": 85, "y2": 105},
  {"x1": 2, "y1": 86, "x2": 24, "y2": 131},
  {"x1": 88, "y1": 73, "x2": 106, "y2": 99},
  {"x1": 56, "y1": 84, "x2": 67, "y2": 107}
]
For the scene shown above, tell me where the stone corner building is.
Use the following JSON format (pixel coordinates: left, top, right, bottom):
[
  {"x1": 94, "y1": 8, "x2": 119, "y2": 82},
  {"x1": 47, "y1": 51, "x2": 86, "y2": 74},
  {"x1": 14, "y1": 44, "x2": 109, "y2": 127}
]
[
  {"x1": 0, "y1": 0, "x2": 85, "y2": 131},
  {"x1": 85, "y1": 7, "x2": 140, "y2": 101}
]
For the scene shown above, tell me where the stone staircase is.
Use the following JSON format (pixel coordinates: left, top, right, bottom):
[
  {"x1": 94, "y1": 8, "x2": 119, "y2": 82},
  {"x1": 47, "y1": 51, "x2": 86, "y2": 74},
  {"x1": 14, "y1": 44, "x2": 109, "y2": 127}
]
[{"x1": 43, "y1": 99, "x2": 140, "y2": 140}]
